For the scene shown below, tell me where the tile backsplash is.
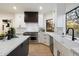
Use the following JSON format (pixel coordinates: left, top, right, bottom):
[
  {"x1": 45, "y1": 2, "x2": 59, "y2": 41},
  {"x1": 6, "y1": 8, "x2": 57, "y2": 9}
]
[
  {"x1": 15, "y1": 23, "x2": 39, "y2": 34},
  {"x1": 56, "y1": 27, "x2": 64, "y2": 35}
]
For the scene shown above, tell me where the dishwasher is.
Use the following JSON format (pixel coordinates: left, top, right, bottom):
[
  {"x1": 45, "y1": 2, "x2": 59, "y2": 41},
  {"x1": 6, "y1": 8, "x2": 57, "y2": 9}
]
[{"x1": 50, "y1": 36, "x2": 54, "y2": 55}]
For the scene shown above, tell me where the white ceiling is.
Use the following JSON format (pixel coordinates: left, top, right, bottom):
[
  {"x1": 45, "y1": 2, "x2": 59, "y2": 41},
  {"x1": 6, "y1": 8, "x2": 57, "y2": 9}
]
[
  {"x1": 0, "y1": 3, "x2": 57, "y2": 14},
  {"x1": 0, "y1": 3, "x2": 79, "y2": 14}
]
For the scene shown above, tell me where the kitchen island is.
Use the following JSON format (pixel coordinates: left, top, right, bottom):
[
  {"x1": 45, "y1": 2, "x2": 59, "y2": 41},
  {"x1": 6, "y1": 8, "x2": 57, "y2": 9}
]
[{"x1": 0, "y1": 35, "x2": 30, "y2": 56}]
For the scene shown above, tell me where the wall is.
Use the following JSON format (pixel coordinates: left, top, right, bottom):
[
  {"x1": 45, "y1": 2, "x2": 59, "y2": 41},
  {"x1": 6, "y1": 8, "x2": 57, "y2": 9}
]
[
  {"x1": 13, "y1": 13, "x2": 44, "y2": 33},
  {"x1": 56, "y1": 4, "x2": 66, "y2": 34},
  {"x1": 55, "y1": 4, "x2": 79, "y2": 34},
  {"x1": 42, "y1": 4, "x2": 66, "y2": 34},
  {"x1": 44, "y1": 11, "x2": 54, "y2": 20},
  {"x1": 0, "y1": 13, "x2": 14, "y2": 33},
  {"x1": 13, "y1": 13, "x2": 26, "y2": 28},
  {"x1": 43, "y1": 11, "x2": 56, "y2": 32},
  {"x1": 38, "y1": 13, "x2": 44, "y2": 29},
  {"x1": 53, "y1": 4, "x2": 79, "y2": 34}
]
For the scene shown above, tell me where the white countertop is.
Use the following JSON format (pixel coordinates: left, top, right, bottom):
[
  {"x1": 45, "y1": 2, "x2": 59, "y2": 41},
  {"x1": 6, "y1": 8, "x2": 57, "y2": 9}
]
[
  {"x1": 0, "y1": 35, "x2": 30, "y2": 56},
  {"x1": 46, "y1": 32, "x2": 79, "y2": 55}
]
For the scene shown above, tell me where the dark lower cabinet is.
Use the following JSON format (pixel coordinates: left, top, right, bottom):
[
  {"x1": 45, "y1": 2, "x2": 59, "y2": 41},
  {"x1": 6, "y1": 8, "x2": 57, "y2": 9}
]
[{"x1": 7, "y1": 38, "x2": 29, "y2": 56}]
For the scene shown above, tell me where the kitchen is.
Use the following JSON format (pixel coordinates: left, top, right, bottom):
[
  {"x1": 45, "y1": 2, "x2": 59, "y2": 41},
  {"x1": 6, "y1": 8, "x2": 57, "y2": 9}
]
[{"x1": 0, "y1": 3, "x2": 79, "y2": 56}]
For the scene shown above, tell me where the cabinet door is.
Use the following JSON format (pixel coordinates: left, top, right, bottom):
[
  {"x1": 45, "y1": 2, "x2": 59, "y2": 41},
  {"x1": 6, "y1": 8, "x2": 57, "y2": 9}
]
[
  {"x1": 38, "y1": 32, "x2": 44, "y2": 43},
  {"x1": 8, "y1": 45, "x2": 22, "y2": 56},
  {"x1": 38, "y1": 32, "x2": 46, "y2": 43},
  {"x1": 53, "y1": 39, "x2": 58, "y2": 56},
  {"x1": 53, "y1": 41, "x2": 64, "y2": 56},
  {"x1": 20, "y1": 38, "x2": 29, "y2": 56},
  {"x1": 60, "y1": 45, "x2": 72, "y2": 56},
  {"x1": 38, "y1": 32, "x2": 49, "y2": 45},
  {"x1": 8, "y1": 38, "x2": 29, "y2": 56},
  {"x1": 43, "y1": 34, "x2": 49, "y2": 45},
  {"x1": 53, "y1": 39, "x2": 73, "y2": 56}
]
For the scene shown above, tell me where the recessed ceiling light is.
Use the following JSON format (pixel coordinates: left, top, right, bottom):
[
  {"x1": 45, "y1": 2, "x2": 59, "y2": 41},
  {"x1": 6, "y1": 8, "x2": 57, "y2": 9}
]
[
  {"x1": 39, "y1": 6, "x2": 43, "y2": 10},
  {"x1": 13, "y1": 6, "x2": 16, "y2": 10}
]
